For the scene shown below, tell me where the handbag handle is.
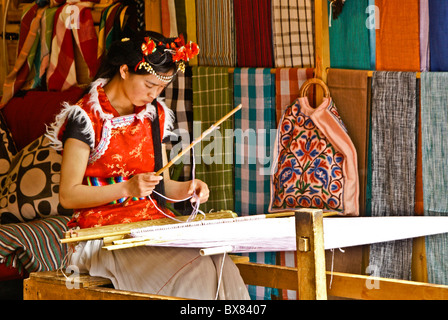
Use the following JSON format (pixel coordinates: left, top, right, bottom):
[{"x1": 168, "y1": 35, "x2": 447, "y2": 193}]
[{"x1": 299, "y1": 78, "x2": 331, "y2": 99}]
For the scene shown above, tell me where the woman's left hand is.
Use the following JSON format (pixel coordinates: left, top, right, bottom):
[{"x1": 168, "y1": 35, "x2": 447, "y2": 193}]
[{"x1": 188, "y1": 179, "x2": 209, "y2": 204}]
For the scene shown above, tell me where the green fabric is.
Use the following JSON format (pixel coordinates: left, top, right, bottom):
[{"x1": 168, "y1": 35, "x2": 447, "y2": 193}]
[
  {"x1": 192, "y1": 67, "x2": 234, "y2": 213},
  {"x1": 420, "y1": 72, "x2": 448, "y2": 285},
  {"x1": 329, "y1": 0, "x2": 373, "y2": 70}
]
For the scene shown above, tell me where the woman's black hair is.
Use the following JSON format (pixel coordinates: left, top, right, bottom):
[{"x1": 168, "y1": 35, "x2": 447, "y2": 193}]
[{"x1": 93, "y1": 31, "x2": 178, "y2": 81}]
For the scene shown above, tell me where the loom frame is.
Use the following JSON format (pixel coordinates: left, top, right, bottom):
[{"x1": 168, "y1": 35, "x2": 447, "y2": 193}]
[{"x1": 23, "y1": 209, "x2": 448, "y2": 300}]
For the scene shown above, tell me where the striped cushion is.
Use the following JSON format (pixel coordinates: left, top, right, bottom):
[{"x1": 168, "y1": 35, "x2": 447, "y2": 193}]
[{"x1": 0, "y1": 216, "x2": 69, "y2": 274}]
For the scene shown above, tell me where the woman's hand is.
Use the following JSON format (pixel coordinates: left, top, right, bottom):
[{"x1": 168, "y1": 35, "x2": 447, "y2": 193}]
[
  {"x1": 187, "y1": 179, "x2": 209, "y2": 204},
  {"x1": 126, "y1": 173, "x2": 163, "y2": 198}
]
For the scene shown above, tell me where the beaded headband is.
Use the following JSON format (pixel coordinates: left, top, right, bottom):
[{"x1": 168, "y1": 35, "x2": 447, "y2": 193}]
[{"x1": 130, "y1": 35, "x2": 200, "y2": 83}]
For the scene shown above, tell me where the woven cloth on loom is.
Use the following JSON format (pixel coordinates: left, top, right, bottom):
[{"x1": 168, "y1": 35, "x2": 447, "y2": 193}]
[
  {"x1": 233, "y1": 68, "x2": 276, "y2": 216},
  {"x1": 234, "y1": 0, "x2": 274, "y2": 68},
  {"x1": 164, "y1": 66, "x2": 193, "y2": 181},
  {"x1": 368, "y1": 72, "x2": 418, "y2": 280},
  {"x1": 271, "y1": 0, "x2": 314, "y2": 68},
  {"x1": 196, "y1": 0, "x2": 235, "y2": 67},
  {"x1": 375, "y1": 0, "x2": 420, "y2": 72},
  {"x1": 328, "y1": 0, "x2": 372, "y2": 70},
  {"x1": 327, "y1": 69, "x2": 370, "y2": 216},
  {"x1": 192, "y1": 67, "x2": 234, "y2": 213},
  {"x1": 0, "y1": 216, "x2": 69, "y2": 274},
  {"x1": 275, "y1": 68, "x2": 314, "y2": 125},
  {"x1": 47, "y1": 2, "x2": 98, "y2": 91},
  {"x1": 428, "y1": 0, "x2": 448, "y2": 71},
  {"x1": 420, "y1": 73, "x2": 448, "y2": 285}
]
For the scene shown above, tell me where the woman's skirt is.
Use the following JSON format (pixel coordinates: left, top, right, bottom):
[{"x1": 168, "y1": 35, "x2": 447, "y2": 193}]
[{"x1": 69, "y1": 240, "x2": 250, "y2": 300}]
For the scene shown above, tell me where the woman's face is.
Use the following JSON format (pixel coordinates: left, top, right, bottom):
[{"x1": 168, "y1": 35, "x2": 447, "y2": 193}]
[{"x1": 122, "y1": 66, "x2": 174, "y2": 106}]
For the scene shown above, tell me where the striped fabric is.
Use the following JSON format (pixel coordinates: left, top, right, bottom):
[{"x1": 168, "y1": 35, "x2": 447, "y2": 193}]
[
  {"x1": 274, "y1": 68, "x2": 313, "y2": 124},
  {"x1": 174, "y1": 0, "x2": 198, "y2": 66},
  {"x1": 234, "y1": 0, "x2": 274, "y2": 68},
  {"x1": 196, "y1": 0, "x2": 236, "y2": 67},
  {"x1": 0, "y1": 216, "x2": 69, "y2": 274},
  {"x1": 420, "y1": 72, "x2": 448, "y2": 285},
  {"x1": 368, "y1": 72, "x2": 418, "y2": 280},
  {"x1": 164, "y1": 66, "x2": 194, "y2": 181},
  {"x1": 47, "y1": 3, "x2": 98, "y2": 91},
  {"x1": 233, "y1": 68, "x2": 277, "y2": 300},
  {"x1": 272, "y1": 0, "x2": 315, "y2": 68},
  {"x1": 161, "y1": 0, "x2": 178, "y2": 38},
  {"x1": 97, "y1": 2, "x2": 122, "y2": 61},
  {"x1": 85, "y1": 176, "x2": 145, "y2": 204},
  {"x1": 192, "y1": 67, "x2": 234, "y2": 213},
  {"x1": 1, "y1": 4, "x2": 43, "y2": 107}
]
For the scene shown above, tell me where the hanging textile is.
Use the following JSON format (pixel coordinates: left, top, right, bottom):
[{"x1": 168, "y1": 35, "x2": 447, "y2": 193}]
[
  {"x1": 195, "y1": 0, "x2": 235, "y2": 67},
  {"x1": 164, "y1": 66, "x2": 193, "y2": 182},
  {"x1": 375, "y1": 0, "x2": 420, "y2": 71},
  {"x1": 275, "y1": 68, "x2": 314, "y2": 125},
  {"x1": 420, "y1": 0, "x2": 430, "y2": 72},
  {"x1": 234, "y1": 68, "x2": 276, "y2": 216},
  {"x1": 272, "y1": 0, "x2": 314, "y2": 68},
  {"x1": 328, "y1": 0, "x2": 372, "y2": 70},
  {"x1": 269, "y1": 94, "x2": 359, "y2": 216},
  {"x1": 233, "y1": 68, "x2": 278, "y2": 300},
  {"x1": 420, "y1": 72, "x2": 448, "y2": 285},
  {"x1": 161, "y1": 0, "x2": 178, "y2": 38},
  {"x1": 145, "y1": 0, "x2": 162, "y2": 33},
  {"x1": 97, "y1": 2, "x2": 122, "y2": 62},
  {"x1": 192, "y1": 67, "x2": 234, "y2": 213},
  {"x1": 174, "y1": 0, "x2": 197, "y2": 66},
  {"x1": 428, "y1": 0, "x2": 448, "y2": 71},
  {"x1": 327, "y1": 69, "x2": 370, "y2": 216},
  {"x1": 234, "y1": 0, "x2": 274, "y2": 68},
  {"x1": 47, "y1": 2, "x2": 98, "y2": 91},
  {"x1": 1, "y1": 4, "x2": 43, "y2": 107},
  {"x1": 368, "y1": 72, "x2": 418, "y2": 280}
]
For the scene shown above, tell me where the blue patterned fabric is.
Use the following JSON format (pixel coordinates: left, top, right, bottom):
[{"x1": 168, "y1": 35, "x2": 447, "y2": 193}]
[{"x1": 233, "y1": 68, "x2": 277, "y2": 299}]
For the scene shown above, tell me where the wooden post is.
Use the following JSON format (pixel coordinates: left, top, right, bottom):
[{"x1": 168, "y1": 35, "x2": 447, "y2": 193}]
[
  {"x1": 295, "y1": 209, "x2": 327, "y2": 300},
  {"x1": 314, "y1": 0, "x2": 330, "y2": 106}
]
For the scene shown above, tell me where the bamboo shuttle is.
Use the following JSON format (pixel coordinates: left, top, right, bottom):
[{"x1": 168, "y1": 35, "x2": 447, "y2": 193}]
[{"x1": 121, "y1": 104, "x2": 243, "y2": 206}]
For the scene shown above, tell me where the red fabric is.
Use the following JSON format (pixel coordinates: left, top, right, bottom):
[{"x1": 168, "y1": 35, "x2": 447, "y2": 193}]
[
  {"x1": 234, "y1": 0, "x2": 273, "y2": 67},
  {"x1": 0, "y1": 262, "x2": 25, "y2": 281},
  {"x1": 1, "y1": 87, "x2": 84, "y2": 151},
  {"x1": 65, "y1": 85, "x2": 173, "y2": 229}
]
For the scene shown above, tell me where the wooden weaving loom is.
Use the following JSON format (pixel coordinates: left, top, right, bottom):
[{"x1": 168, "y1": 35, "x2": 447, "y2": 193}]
[{"x1": 23, "y1": 209, "x2": 448, "y2": 300}]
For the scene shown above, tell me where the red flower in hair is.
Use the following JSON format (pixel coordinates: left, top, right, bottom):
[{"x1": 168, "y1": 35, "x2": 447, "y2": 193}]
[
  {"x1": 141, "y1": 37, "x2": 157, "y2": 56},
  {"x1": 171, "y1": 35, "x2": 200, "y2": 62}
]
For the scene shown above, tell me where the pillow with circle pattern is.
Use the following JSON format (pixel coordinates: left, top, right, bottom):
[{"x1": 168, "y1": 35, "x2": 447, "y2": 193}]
[{"x1": 0, "y1": 135, "x2": 73, "y2": 224}]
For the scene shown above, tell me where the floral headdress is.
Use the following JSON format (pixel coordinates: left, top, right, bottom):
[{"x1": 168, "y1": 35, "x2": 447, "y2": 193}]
[{"x1": 134, "y1": 35, "x2": 200, "y2": 83}]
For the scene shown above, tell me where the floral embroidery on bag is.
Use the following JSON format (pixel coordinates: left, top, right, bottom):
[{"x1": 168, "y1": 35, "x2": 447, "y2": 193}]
[{"x1": 271, "y1": 100, "x2": 345, "y2": 212}]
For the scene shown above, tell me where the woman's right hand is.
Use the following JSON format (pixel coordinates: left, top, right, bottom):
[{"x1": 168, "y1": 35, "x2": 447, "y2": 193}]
[{"x1": 126, "y1": 173, "x2": 163, "y2": 198}]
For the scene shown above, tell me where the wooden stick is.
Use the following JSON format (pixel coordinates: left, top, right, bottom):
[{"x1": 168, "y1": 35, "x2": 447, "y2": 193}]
[{"x1": 122, "y1": 104, "x2": 242, "y2": 206}]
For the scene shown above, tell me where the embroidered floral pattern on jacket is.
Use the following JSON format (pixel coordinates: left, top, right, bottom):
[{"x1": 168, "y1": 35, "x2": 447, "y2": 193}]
[{"x1": 46, "y1": 78, "x2": 176, "y2": 229}]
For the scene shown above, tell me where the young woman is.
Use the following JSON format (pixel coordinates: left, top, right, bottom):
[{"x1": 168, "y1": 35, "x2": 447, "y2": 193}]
[{"x1": 47, "y1": 32, "x2": 249, "y2": 300}]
